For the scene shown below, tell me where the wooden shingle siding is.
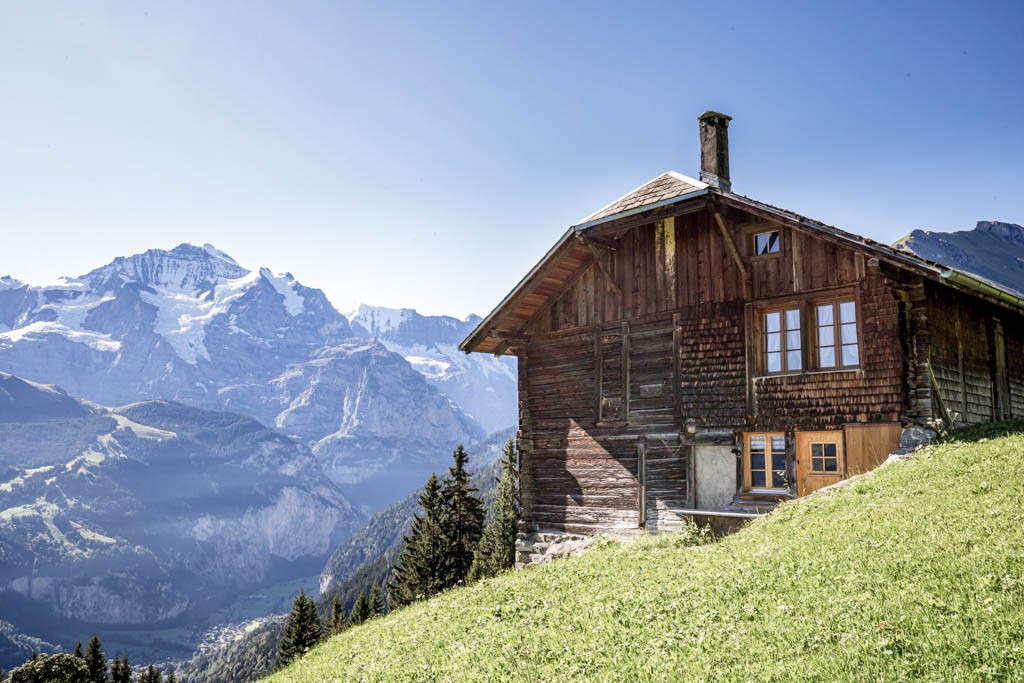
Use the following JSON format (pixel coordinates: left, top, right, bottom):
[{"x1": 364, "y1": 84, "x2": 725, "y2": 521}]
[{"x1": 752, "y1": 273, "x2": 904, "y2": 430}]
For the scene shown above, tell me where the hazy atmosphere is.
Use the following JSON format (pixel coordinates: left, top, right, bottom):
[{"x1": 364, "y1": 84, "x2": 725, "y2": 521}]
[{"x1": 3, "y1": 1, "x2": 1023, "y2": 317}]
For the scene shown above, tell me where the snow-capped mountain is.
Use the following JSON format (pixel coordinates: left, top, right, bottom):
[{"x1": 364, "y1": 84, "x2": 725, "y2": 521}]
[
  {"x1": 0, "y1": 371, "x2": 361, "y2": 668},
  {"x1": 347, "y1": 304, "x2": 517, "y2": 433},
  {"x1": 0, "y1": 245, "x2": 483, "y2": 511}
]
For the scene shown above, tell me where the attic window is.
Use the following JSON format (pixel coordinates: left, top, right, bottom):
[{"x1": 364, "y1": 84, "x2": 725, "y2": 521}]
[{"x1": 754, "y1": 230, "x2": 780, "y2": 255}]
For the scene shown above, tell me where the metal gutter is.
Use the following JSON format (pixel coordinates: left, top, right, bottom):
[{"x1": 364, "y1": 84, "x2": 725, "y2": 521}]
[{"x1": 939, "y1": 269, "x2": 1024, "y2": 314}]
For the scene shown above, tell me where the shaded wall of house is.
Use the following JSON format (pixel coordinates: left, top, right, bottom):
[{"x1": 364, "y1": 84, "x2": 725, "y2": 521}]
[
  {"x1": 517, "y1": 204, "x2": 908, "y2": 534},
  {"x1": 925, "y1": 282, "x2": 1024, "y2": 425}
]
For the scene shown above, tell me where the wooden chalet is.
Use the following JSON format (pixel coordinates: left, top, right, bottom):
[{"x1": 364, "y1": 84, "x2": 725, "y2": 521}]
[{"x1": 461, "y1": 112, "x2": 1024, "y2": 540}]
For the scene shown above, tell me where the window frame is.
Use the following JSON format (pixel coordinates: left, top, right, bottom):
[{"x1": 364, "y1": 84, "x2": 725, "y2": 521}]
[
  {"x1": 743, "y1": 432, "x2": 789, "y2": 493},
  {"x1": 752, "y1": 229, "x2": 781, "y2": 256},
  {"x1": 751, "y1": 290, "x2": 862, "y2": 377},
  {"x1": 759, "y1": 305, "x2": 803, "y2": 375},
  {"x1": 811, "y1": 297, "x2": 862, "y2": 371}
]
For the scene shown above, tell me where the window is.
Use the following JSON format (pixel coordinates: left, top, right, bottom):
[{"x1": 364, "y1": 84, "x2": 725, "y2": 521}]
[
  {"x1": 816, "y1": 300, "x2": 859, "y2": 368},
  {"x1": 810, "y1": 442, "x2": 839, "y2": 472},
  {"x1": 764, "y1": 308, "x2": 802, "y2": 373},
  {"x1": 754, "y1": 230, "x2": 780, "y2": 255},
  {"x1": 744, "y1": 433, "x2": 788, "y2": 491}
]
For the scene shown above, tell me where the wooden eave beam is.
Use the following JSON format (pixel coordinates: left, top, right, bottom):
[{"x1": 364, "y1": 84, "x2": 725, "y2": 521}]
[{"x1": 575, "y1": 231, "x2": 619, "y2": 251}]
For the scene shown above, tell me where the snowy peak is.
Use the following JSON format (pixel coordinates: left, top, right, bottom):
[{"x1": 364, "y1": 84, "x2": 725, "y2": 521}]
[
  {"x1": 0, "y1": 276, "x2": 25, "y2": 292},
  {"x1": 83, "y1": 243, "x2": 250, "y2": 294},
  {"x1": 348, "y1": 304, "x2": 470, "y2": 347}
]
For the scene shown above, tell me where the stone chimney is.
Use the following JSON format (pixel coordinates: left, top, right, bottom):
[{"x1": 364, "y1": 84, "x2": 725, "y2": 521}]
[{"x1": 698, "y1": 111, "x2": 732, "y2": 191}]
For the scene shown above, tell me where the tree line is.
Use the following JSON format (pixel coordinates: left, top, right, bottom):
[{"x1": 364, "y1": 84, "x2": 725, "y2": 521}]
[
  {"x1": 277, "y1": 438, "x2": 519, "y2": 669},
  {"x1": 2, "y1": 635, "x2": 174, "y2": 683}
]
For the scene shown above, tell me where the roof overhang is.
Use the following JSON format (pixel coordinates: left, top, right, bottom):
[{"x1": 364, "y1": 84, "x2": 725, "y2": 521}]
[{"x1": 462, "y1": 182, "x2": 1024, "y2": 356}]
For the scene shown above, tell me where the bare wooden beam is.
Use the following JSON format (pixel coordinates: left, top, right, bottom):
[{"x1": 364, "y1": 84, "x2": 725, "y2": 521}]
[
  {"x1": 487, "y1": 330, "x2": 530, "y2": 343},
  {"x1": 582, "y1": 241, "x2": 623, "y2": 297},
  {"x1": 713, "y1": 212, "x2": 747, "y2": 275},
  {"x1": 492, "y1": 340, "x2": 511, "y2": 357},
  {"x1": 575, "y1": 231, "x2": 619, "y2": 251}
]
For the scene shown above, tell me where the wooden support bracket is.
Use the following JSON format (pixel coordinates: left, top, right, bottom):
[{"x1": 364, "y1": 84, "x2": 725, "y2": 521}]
[{"x1": 713, "y1": 212, "x2": 747, "y2": 275}]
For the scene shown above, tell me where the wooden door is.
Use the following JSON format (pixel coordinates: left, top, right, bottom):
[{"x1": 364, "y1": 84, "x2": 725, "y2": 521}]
[{"x1": 795, "y1": 431, "x2": 845, "y2": 497}]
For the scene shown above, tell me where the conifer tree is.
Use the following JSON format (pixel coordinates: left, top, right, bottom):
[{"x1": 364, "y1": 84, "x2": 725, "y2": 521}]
[
  {"x1": 469, "y1": 438, "x2": 520, "y2": 581},
  {"x1": 165, "y1": 669, "x2": 176, "y2": 683},
  {"x1": 277, "y1": 588, "x2": 323, "y2": 668},
  {"x1": 326, "y1": 593, "x2": 346, "y2": 635},
  {"x1": 110, "y1": 654, "x2": 132, "y2": 683},
  {"x1": 369, "y1": 582, "x2": 386, "y2": 616},
  {"x1": 439, "y1": 444, "x2": 486, "y2": 586},
  {"x1": 73, "y1": 641, "x2": 84, "y2": 660},
  {"x1": 84, "y1": 636, "x2": 107, "y2": 683},
  {"x1": 347, "y1": 590, "x2": 371, "y2": 626},
  {"x1": 8, "y1": 652, "x2": 87, "y2": 683},
  {"x1": 138, "y1": 664, "x2": 161, "y2": 683},
  {"x1": 389, "y1": 474, "x2": 447, "y2": 607}
]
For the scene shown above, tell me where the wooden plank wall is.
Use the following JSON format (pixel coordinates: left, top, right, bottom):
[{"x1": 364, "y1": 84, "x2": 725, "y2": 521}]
[
  {"x1": 518, "y1": 205, "x2": 913, "y2": 532},
  {"x1": 926, "y1": 284, "x2": 997, "y2": 426},
  {"x1": 1006, "y1": 316, "x2": 1024, "y2": 418},
  {"x1": 844, "y1": 423, "x2": 903, "y2": 475}
]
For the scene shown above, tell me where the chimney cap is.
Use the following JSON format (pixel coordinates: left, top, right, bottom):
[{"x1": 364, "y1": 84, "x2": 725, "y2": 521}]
[{"x1": 698, "y1": 110, "x2": 732, "y2": 124}]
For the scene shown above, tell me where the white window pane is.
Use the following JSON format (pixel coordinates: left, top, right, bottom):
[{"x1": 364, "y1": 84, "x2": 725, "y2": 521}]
[
  {"x1": 818, "y1": 325, "x2": 834, "y2": 347},
  {"x1": 819, "y1": 347, "x2": 836, "y2": 367},
  {"x1": 767, "y1": 352, "x2": 782, "y2": 372},
  {"x1": 771, "y1": 436, "x2": 786, "y2": 451},
  {"x1": 750, "y1": 435, "x2": 766, "y2": 450},
  {"x1": 841, "y1": 322, "x2": 858, "y2": 344},
  {"x1": 765, "y1": 312, "x2": 781, "y2": 333},
  {"x1": 840, "y1": 301, "x2": 856, "y2": 323},
  {"x1": 785, "y1": 308, "x2": 800, "y2": 329},
  {"x1": 817, "y1": 304, "x2": 833, "y2": 326},
  {"x1": 787, "y1": 350, "x2": 802, "y2": 370},
  {"x1": 842, "y1": 344, "x2": 860, "y2": 366},
  {"x1": 767, "y1": 332, "x2": 781, "y2": 352},
  {"x1": 787, "y1": 330, "x2": 802, "y2": 350}
]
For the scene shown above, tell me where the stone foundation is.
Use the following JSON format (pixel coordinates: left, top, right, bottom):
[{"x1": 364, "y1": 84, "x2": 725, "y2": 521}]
[{"x1": 515, "y1": 531, "x2": 599, "y2": 568}]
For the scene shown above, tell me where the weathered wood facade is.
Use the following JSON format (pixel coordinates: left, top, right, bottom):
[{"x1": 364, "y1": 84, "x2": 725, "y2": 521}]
[{"x1": 462, "y1": 112, "x2": 1024, "y2": 539}]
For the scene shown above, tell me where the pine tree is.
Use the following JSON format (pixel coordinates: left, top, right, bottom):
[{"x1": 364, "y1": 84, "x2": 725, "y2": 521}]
[
  {"x1": 326, "y1": 593, "x2": 346, "y2": 635},
  {"x1": 389, "y1": 474, "x2": 447, "y2": 607},
  {"x1": 347, "y1": 590, "x2": 371, "y2": 626},
  {"x1": 439, "y1": 444, "x2": 486, "y2": 587},
  {"x1": 277, "y1": 588, "x2": 324, "y2": 668},
  {"x1": 469, "y1": 438, "x2": 520, "y2": 581},
  {"x1": 110, "y1": 654, "x2": 132, "y2": 683},
  {"x1": 73, "y1": 641, "x2": 84, "y2": 660},
  {"x1": 138, "y1": 664, "x2": 161, "y2": 683},
  {"x1": 84, "y1": 636, "x2": 107, "y2": 683},
  {"x1": 369, "y1": 582, "x2": 386, "y2": 616},
  {"x1": 165, "y1": 669, "x2": 176, "y2": 683}
]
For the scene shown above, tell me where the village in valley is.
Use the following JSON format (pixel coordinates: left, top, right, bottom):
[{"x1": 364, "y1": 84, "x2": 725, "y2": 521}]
[{"x1": 1, "y1": 3, "x2": 1023, "y2": 682}]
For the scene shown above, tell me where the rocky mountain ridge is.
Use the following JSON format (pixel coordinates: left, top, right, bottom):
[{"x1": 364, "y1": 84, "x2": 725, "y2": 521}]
[
  {"x1": 0, "y1": 372, "x2": 363, "y2": 670},
  {"x1": 0, "y1": 245, "x2": 491, "y2": 511},
  {"x1": 894, "y1": 220, "x2": 1024, "y2": 296}
]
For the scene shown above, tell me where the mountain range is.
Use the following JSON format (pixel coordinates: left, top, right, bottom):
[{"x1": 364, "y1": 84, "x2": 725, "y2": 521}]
[
  {"x1": 0, "y1": 372, "x2": 362, "y2": 670},
  {"x1": 0, "y1": 244, "x2": 514, "y2": 512}
]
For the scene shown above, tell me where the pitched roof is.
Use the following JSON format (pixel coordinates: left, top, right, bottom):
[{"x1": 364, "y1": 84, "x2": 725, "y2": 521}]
[
  {"x1": 577, "y1": 172, "x2": 708, "y2": 227},
  {"x1": 461, "y1": 173, "x2": 1024, "y2": 356}
]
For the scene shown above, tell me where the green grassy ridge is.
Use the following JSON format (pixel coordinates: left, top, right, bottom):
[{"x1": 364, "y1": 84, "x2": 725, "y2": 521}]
[{"x1": 268, "y1": 423, "x2": 1024, "y2": 682}]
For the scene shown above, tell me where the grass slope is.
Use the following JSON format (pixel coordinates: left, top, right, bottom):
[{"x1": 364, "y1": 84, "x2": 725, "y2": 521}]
[{"x1": 268, "y1": 423, "x2": 1024, "y2": 682}]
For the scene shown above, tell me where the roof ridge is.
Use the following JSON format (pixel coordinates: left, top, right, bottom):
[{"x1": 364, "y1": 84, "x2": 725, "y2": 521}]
[{"x1": 576, "y1": 171, "x2": 707, "y2": 225}]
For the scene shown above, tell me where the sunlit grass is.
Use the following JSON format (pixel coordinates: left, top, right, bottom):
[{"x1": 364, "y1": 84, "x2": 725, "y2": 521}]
[{"x1": 268, "y1": 422, "x2": 1024, "y2": 682}]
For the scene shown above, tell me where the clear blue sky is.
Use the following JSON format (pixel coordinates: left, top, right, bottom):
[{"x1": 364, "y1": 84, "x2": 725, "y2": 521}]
[{"x1": 2, "y1": 1, "x2": 1022, "y2": 318}]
